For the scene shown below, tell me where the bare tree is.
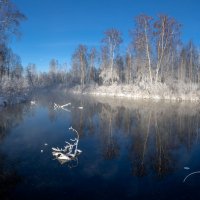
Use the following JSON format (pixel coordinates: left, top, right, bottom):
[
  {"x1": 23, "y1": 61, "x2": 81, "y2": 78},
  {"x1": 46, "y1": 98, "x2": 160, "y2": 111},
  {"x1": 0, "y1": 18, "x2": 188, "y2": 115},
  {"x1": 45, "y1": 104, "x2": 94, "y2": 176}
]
[
  {"x1": 154, "y1": 15, "x2": 181, "y2": 83},
  {"x1": 115, "y1": 54, "x2": 124, "y2": 83},
  {"x1": 101, "y1": 28, "x2": 122, "y2": 84},
  {"x1": 71, "y1": 45, "x2": 88, "y2": 88},
  {"x1": 0, "y1": 0, "x2": 26, "y2": 44},
  {"x1": 187, "y1": 41, "x2": 199, "y2": 84},
  {"x1": 133, "y1": 14, "x2": 153, "y2": 83},
  {"x1": 49, "y1": 59, "x2": 59, "y2": 84},
  {"x1": 178, "y1": 47, "x2": 187, "y2": 83},
  {"x1": 125, "y1": 45, "x2": 134, "y2": 84},
  {"x1": 0, "y1": 0, "x2": 26, "y2": 83},
  {"x1": 26, "y1": 63, "x2": 37, "y2": 88},
  {"x1": 88, "y1": 47, "x2": 97, "y2": 84}
]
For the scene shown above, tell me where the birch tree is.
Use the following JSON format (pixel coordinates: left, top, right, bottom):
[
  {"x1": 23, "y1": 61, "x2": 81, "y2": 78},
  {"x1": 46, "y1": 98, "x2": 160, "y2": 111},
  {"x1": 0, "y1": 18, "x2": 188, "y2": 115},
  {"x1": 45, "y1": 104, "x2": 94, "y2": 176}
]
[
  {"x1": 125, "y1": 45, "x2": 134, "y2": 84},
  {"x1": 154, "y1": 15, "x2": 181, "y2": 83},
  {"x1": 178, "y1": 47, "x2": 187, "y2": 83},
  {"x1": 26, "y1": 63, "x2": 37, "y2": 88},
  {"x1": 101, "y1": 28, "x2": 122, "y2": 84},
  {"x1": 133, "y1": 14, "x2": 153, "y2": 83},
  {"x1": 71, "y1": 45, "x2": 88, "y2": 88},
  {"x1": 0, "y1": 0, "x2": 25, "y2": 80},
  {"x1": 0, "y1": 0, "x2": 26, "y2": 43},
  {"x1": 49, "y1": 59, "x2": 59, "y2": 84},
  {"x1": 88, "y1": 47, "x2": 97, "y2": 83}
]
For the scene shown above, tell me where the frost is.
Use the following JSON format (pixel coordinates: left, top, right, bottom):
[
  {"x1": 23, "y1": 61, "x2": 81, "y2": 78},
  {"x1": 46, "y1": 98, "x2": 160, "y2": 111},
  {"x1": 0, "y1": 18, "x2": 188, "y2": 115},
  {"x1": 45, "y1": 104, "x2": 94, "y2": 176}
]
[
  {"x1": 54, "y1": 102, "x2": 71, "y2": 112},
  {"x1": 71, "y1": 83, "x2": 200, "y2": 102},
  {"x1": 31, "y1": 101, "x2": 36, "y2": 105},
  {"x1": 52, "y1": 127, "x2": 82, "y2": 167}
]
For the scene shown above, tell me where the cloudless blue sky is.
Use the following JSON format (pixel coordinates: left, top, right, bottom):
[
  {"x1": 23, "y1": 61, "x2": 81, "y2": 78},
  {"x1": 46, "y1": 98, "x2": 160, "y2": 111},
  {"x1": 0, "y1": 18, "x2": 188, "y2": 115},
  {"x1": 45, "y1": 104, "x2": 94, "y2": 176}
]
[{"x1": 11, "y1": 0, "x2": 200, "y2": 71}]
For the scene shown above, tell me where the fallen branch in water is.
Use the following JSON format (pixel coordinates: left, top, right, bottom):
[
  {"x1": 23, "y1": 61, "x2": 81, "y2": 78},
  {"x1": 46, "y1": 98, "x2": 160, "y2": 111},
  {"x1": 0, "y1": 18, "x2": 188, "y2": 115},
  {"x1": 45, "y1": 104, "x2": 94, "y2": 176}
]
[
  {"x1": 31, "y1": 100, "x2": 36, "y2": 105},
  {"x1": 54, "y1": 103, "x2": 71, "y2": 112},
  {"x1": 183, "y1": 171, "x2": 200, "y2": 183},
  {"x1": 52, "y1": 126, "x2": 82, "y2": 167}
]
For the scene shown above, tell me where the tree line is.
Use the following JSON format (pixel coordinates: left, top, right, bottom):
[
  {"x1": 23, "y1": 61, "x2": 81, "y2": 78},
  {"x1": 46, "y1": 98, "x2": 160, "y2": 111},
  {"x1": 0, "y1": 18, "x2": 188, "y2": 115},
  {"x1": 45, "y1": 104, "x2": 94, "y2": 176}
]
[
  {"x1": 70, "y1": 14, "x2": 200, "y2": 90},
  {"x1": 1, "y1": 0, "x2": 200, "y2": 96}
]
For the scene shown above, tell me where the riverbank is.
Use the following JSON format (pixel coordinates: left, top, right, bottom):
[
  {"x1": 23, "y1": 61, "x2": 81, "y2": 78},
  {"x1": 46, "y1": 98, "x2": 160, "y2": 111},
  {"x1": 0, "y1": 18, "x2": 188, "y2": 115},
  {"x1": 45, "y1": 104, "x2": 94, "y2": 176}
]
[{"x1": 70, "y1": 82, "x2": 200, "y2": 102}]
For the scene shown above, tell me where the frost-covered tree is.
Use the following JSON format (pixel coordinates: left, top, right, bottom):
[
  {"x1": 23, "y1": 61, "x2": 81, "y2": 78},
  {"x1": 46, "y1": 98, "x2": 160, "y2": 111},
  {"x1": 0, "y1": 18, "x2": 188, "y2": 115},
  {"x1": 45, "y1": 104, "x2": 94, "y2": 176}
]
[
  {"x1": 0, "y1": 0, "x2": 26, "y2": 79},
  {"x1": 154, "y1": 15, "x2": 181, "y2": 83},
  {"x1": 101, "y1": 28, "x2": 122, "y2": 84},
  {"x1": 0, "y1": 0, "x2": 26, "y2": 98},
  {"x1": 26, "y1": 63, "x2": 37, "y2": 89},
  {"x1": 49, "y1": 58, "x2": 59, "y2": 84},
  {"x1": 88, "y1": 47, "x2": 97, "y2": 84},
  {"x1": 4, "y1": 48, "x2": 23, "y2": 78},
  {"x1": 124, "y1": 45, "x2": 134, "y2": 84},
  {"x1": 133, "y1": 14, "x2": 153, "y2": 83},
  {"x1": 115, "y1": 55, "x2": 124, "y2": 83},
  {"x1": 0, "y1": 0, "x2": 26, "y2": 43},
  {"x1": 71, "y1": 44, "x2": 88, "y2": 88}
]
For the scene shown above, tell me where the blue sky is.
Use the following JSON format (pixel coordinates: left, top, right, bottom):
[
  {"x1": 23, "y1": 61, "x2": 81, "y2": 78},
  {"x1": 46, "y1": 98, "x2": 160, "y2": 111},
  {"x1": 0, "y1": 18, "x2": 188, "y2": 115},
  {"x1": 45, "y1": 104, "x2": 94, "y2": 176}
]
[{"x1": 11, "y1": 0, "x2": 200, "y2": 71}]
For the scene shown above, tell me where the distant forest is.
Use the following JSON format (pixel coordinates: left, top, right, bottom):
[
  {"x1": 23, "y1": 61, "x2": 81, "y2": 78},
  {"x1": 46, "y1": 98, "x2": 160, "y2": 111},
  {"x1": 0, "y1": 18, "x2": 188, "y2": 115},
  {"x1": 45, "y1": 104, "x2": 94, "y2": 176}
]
[{"x1": 0, "y1": 0, "x2": 200, "y2": 97}]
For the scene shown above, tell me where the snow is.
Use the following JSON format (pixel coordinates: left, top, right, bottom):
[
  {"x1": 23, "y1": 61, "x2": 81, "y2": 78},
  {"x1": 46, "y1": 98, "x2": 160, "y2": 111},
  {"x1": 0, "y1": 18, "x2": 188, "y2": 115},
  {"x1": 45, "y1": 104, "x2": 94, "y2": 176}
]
[
  {"x1": 54, "y1": 102, "x2": 71, "y2": 112},
  {"x1": 70, "y1": 83, "x2": 200, "y2": 102},
  {"x1": 31, "y1": 101, "x2": 36, "y2": 105},
  {"x1": 52, "y1": 127, "x2": 82, "y2": 165}
]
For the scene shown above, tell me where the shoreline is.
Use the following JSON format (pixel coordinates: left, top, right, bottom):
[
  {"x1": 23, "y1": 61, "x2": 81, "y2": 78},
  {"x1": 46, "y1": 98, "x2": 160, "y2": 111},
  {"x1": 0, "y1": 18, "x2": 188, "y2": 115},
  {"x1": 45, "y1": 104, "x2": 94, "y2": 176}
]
[{"x1": 70, "y1": 84, "x2": 200, "y2": 102}]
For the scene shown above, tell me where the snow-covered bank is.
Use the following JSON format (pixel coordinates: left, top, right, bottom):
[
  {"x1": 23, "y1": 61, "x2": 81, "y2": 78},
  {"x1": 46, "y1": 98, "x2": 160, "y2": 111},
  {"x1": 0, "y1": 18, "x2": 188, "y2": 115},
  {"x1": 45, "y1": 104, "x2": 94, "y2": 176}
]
[
  {"x1": 0, "y1": 75, "x2": 30, "y2": 107},
  {"x1": 70, "y1": 83, "x2": 200, "y2": 102}
]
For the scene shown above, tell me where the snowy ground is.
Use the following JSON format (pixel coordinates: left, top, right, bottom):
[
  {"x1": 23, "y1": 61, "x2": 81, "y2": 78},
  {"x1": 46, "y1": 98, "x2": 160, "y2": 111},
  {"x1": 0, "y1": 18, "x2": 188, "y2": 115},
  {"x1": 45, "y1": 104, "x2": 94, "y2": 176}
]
[{"x1": 71, "y1": 83, "x2": 200, "y2": 102}]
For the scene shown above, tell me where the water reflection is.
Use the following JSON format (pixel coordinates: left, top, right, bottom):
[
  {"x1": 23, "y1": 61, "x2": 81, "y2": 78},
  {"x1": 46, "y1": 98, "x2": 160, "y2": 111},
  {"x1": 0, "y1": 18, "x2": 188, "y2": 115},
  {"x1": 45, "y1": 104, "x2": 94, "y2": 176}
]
[
  {"x1": 0, "y1": 151, "x2": 23, "y2": 199},
  {"x1": 0, "y1": 104, "x2": 31, "y2": 199},
  {"x1": 26, "y1": 93, "x2": 200, "y2": 178},
  {"x1": 100, "y1": 104, "x2": 120, "y2": 160},
  {"x1": 0, "y1": 104, "x2": 31, "y2": 139},
  {"x1": 68, "y1": 96, "x2": 200, "y2": 177},
  {"x1": 0, "y1": 91, "x2": 200, "y2": 199}
]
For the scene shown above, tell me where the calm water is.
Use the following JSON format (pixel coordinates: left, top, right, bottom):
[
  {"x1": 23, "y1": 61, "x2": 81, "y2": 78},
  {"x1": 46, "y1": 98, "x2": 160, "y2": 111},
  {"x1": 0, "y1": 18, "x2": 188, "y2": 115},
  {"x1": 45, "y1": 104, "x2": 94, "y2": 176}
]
[{"x1": 1, "y1": 90, "x2": 200, "y2": 200}]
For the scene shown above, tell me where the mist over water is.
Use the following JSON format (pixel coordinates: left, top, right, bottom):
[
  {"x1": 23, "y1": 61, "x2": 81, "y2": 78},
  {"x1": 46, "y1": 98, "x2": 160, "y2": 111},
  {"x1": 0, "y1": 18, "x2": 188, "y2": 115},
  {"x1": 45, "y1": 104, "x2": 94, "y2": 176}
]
[{"x1": 0, "y1": 91, "x2": 200, "y2": 199}]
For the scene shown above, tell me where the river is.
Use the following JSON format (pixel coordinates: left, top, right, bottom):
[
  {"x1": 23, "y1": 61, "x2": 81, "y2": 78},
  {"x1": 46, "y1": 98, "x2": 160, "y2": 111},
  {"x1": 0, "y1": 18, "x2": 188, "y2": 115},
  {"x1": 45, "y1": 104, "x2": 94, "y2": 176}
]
[{"x1": 0, "y1": 90, "x2": 200, "y2": 199}]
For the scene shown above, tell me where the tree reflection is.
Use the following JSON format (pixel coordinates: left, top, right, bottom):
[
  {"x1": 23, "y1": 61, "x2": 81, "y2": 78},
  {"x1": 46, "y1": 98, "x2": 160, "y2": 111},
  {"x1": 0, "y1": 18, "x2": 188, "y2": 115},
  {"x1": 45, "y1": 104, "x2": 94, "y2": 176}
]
[
  {"x1": 94, "y1": 98, "x2": 200, "y2": 177},
  {"x1": 133, "y1": 111, "x2": 151, "y2": 177},
  {"x1": 0, "y1": 104, "x2": 30, "y2": 199},
  {"x1": 35, "y1": 92, "x2": 200, "y2": 178},
  {"x1": 0, "y1": 104, "x2": 31, "y2": 139},
  {"x1": 98, "y1": 104, "x2": 119, "y2": 160}
]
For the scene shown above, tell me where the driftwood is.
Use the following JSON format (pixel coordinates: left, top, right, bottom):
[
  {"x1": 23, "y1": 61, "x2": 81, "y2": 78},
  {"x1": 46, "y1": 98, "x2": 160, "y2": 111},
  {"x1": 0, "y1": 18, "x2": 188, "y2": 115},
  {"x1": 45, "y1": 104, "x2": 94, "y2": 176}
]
[
  {"x1": 54, "y1": 103, "x2": 71, "y2": 112},
  {"x1": 52, "y1": 126, "x2": 82, "y2": 167}
]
